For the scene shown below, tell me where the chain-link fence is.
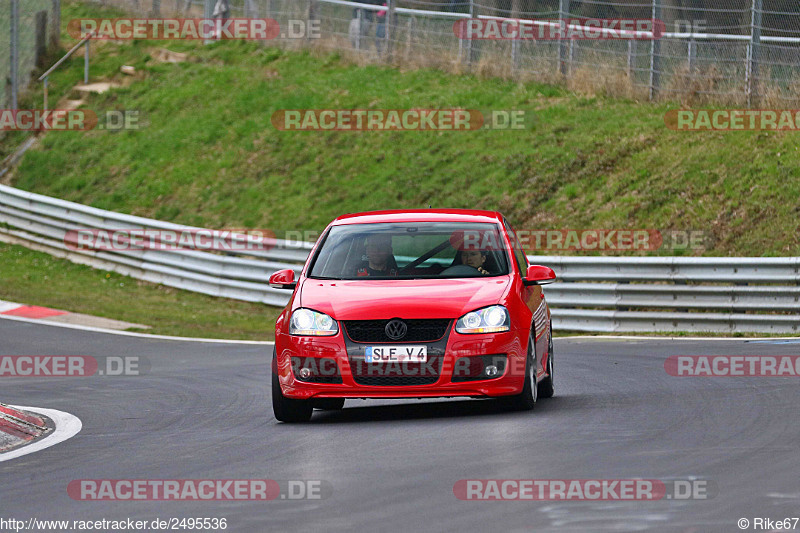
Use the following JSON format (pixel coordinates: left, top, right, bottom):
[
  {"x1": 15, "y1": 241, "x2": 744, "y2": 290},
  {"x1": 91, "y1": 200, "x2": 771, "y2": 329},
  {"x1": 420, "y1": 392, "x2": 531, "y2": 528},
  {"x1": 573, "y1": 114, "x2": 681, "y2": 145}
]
[
  {"x1": 1, "y1": 0, "x2": 61, "y2": 110},
  {"x1": 81, "y1": 0, "x2": 800, "y2": 105}
]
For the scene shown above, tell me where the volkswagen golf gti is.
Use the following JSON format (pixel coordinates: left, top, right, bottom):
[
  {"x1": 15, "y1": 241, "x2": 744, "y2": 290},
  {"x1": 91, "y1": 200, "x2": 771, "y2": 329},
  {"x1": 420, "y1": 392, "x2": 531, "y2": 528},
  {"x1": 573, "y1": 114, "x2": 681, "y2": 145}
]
[{"x1": 269, "y1": 209, "x2": 556, "y2": 422}]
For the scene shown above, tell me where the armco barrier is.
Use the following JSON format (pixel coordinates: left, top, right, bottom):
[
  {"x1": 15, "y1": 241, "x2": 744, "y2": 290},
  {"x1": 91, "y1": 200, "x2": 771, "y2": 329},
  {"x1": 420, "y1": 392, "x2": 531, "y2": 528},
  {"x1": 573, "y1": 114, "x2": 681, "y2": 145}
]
[{"x1": 1, "y1": 183, "x2": 798, "y2": 334}]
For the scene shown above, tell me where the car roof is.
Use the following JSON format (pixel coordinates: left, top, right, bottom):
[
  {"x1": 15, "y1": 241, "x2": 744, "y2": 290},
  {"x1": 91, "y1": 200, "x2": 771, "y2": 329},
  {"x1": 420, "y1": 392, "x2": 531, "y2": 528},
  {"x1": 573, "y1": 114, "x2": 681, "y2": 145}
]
[{"x1": 331, "y1": 209, "x2": 504, "y2": 226}]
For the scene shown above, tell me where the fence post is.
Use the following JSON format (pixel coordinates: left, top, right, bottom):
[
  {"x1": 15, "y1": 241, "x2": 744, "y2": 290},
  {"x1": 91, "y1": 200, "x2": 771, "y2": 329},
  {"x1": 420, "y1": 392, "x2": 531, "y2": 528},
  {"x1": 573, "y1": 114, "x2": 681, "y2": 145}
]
[
  {"x1": 467, "y1": 0, "x2": 474, "y2": 65},
  {"x1": 747, "y1": 0, "x2": 762, "y2": 107},
  {"x1": 558, "y1": 0, "x2": 569, "y2": 76},
  {"x1": 10, "y1": 0, "x2": 19, "y2": 110},
  {"x1": 627, "y1": 39, "x2": 635, "y2": 80},
  {"x1": 151, "y1": 0, "x2": 161, "y2": 17},
  {"x1": 648, "y1": 0, "x2": 661, "y2": 100},
  {"x1": 355, "y1": 8, "x2": 362, "y2": 51},
  {"x1": 51, "y1": 0, "x2": 61, "y2": 48},
  {"x1": 307, "y1": 0, "x2": 316, "y2": 43},
  {"x1": 35, "y1": 11, "x2": 48, "y2": 68},
  {"x1": 688, "y1": 38, "x2": 695, "y2": 74},
  {"x1": 204, "y1": 0, "x2": 214, "y2": 45},
  {"x1": 386, "y1": 0, "x2": 395, "y2": 59},
  {"x1": 511, "y1": 38, "x2": 518, "y2": 74},
  {"x1": 405, "y1": 15, "x2": 414, "y2": 61}
]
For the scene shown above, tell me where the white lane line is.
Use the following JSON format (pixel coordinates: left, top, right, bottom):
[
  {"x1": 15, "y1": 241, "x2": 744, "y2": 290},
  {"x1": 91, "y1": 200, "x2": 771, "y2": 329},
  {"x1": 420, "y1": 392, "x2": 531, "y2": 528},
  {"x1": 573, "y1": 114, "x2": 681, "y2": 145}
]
[
  {"x1": 0, "y1": 314, "x2": 275, "y2": 345},
  {"x1": 0, "y1": 406, "x2": 82, "y2": 463}
]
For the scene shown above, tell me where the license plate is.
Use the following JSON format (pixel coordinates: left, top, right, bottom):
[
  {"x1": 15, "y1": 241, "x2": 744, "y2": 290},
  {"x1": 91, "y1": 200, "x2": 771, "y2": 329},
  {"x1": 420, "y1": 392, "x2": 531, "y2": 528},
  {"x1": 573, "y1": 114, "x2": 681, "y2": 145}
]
[{"x1": 365, "y1": 346, "x2": 427, "y2": 363}]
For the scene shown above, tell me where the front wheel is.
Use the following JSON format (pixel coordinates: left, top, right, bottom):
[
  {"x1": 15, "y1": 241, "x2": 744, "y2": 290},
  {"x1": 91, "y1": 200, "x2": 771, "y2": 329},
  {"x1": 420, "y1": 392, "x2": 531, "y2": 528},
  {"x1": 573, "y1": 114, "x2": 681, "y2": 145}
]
[
  {"x1": 504, "y1": 336, "x2": 537, "y2": 411},
  {"x1": 537, "y1": 326, "x2": 555, "y2": 399},
  {"x1": 272, "y1": 350, "x2": 313, "y2": 423}
]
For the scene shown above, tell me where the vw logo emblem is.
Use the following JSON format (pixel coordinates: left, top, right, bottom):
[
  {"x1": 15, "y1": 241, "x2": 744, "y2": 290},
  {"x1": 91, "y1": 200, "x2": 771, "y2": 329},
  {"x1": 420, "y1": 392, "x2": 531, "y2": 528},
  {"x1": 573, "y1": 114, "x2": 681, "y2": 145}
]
[{"x1": 385, "y1": 319, "x2": 408, "y2": 340}]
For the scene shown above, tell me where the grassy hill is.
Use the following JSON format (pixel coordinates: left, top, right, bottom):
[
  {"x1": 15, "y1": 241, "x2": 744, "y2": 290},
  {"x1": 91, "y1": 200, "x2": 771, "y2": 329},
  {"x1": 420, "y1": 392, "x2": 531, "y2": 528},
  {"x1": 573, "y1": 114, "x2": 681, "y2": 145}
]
[{"x1": 7, "y1": 2, "x2": 800, "y2": 257}]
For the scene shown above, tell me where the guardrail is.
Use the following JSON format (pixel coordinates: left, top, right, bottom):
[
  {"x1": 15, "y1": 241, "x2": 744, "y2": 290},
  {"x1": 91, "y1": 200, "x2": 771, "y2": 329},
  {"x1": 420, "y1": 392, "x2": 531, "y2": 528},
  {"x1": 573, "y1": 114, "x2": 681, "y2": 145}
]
[{"x1": 1, "y1": 183, "x2": 798, "y2": 334}]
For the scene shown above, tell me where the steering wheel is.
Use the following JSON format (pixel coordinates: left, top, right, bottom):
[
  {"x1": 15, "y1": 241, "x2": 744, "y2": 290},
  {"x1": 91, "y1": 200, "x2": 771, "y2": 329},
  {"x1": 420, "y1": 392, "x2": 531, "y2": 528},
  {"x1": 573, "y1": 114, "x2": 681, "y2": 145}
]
[{"x1": 439, "y1": 264, "x2": 480, "y2": 276}]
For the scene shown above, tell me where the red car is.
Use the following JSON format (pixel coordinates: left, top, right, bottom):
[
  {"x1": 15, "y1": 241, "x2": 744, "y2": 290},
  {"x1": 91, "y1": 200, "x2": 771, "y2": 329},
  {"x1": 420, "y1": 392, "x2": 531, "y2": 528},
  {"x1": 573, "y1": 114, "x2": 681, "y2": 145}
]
[{"x1": 268, "y1": 209, "x2": 556, "y2": 422}]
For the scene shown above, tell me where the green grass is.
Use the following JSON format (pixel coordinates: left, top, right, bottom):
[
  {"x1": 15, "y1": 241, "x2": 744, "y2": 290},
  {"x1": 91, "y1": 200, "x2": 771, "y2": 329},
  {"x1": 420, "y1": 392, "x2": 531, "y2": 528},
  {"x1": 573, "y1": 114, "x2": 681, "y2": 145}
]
[{"x1": 0, "y1": 242, "x2": 280, "y2": 340}]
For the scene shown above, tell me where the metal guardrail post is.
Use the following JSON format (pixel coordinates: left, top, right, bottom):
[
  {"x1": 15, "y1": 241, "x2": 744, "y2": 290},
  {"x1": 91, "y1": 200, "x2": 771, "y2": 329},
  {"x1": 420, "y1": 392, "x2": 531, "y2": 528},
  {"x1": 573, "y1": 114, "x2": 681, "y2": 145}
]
[
  {"x1": 648, "y1": 0, "x2": 661, "y2": 100},
  {"x1": 10, "y1": 0, "x2": 19, "y2": 110},
  {"x1": 747, "y1": 0, "x2": 762, "y2": 107}
]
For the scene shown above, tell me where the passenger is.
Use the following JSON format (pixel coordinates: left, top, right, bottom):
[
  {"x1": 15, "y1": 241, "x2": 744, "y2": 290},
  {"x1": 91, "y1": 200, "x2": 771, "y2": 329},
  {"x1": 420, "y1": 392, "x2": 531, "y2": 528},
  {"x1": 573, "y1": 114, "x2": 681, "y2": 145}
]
[{"x1": 461, "y1": 249, "x2": 491, "y2": 275}]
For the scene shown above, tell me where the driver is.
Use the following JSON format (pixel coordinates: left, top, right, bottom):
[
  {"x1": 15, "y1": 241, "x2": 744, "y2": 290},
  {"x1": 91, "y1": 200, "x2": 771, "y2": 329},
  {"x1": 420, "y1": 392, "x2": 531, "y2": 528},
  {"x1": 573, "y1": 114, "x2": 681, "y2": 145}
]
[{"x1": 357, "y1": 234, "x2": 397, "y2": 277}]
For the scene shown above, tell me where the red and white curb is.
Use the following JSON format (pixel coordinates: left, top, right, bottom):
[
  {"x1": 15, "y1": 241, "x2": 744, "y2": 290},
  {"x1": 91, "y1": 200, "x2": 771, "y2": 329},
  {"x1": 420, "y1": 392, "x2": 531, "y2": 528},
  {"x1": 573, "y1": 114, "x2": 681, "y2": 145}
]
[
  {"x1": 0, "y1": 300, "x2": 67, "y2": 319},
  {"x1": 0, "y1": 403, "x2": 82, "y2": 462},
  {"x1": 0, "y1": 298, "x2": 150, "y2": 331},
  {"x1": 0, "y1": 403, "x2": 50, "y2": 452},
  {"x1": 1, "y1": 403, "x2": 50, "y2": 453}
]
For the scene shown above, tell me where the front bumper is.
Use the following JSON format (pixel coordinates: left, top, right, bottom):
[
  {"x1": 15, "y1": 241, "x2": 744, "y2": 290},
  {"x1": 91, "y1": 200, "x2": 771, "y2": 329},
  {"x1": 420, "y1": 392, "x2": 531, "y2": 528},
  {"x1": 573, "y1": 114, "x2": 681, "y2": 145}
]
[{"x1": 275, "y1": 328, "x2": 528, "y2": 400}]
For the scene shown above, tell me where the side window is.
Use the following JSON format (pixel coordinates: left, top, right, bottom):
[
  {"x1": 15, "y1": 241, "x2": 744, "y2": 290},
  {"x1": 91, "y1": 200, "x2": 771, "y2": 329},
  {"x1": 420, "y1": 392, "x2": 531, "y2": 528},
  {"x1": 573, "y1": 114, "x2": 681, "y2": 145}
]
[{"x1": 504, "y1": 220, "x2": 528, "y2": 275}]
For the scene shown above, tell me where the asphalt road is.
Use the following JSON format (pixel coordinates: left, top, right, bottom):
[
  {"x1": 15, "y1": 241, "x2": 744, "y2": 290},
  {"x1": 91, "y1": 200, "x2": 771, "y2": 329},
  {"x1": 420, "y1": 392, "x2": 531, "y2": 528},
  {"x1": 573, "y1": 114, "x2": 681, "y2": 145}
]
[{"x1": 2, "y1": 319, "x2": 799, "y2": 533}]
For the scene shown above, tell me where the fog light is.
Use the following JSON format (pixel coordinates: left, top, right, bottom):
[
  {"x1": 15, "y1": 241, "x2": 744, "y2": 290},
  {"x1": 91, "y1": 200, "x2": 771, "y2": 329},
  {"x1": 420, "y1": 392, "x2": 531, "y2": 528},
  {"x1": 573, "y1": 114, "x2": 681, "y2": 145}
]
[
  {"x1": 299, "y1": 367, "x2": 313, "y2": 379},
  {"x1": 485, "y1": 365, "x2": 499, "y2": 377}
]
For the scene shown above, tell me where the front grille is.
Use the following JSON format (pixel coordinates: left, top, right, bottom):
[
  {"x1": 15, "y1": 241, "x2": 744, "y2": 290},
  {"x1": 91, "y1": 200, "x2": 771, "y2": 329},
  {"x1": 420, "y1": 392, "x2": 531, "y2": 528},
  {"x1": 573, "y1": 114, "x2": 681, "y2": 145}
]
[
  {"x1": 349, "y1": 354, "x2": 444, "y2": 386},
  {"x1": 344, "y1": 319, "x2": 451, "y2": 343}
]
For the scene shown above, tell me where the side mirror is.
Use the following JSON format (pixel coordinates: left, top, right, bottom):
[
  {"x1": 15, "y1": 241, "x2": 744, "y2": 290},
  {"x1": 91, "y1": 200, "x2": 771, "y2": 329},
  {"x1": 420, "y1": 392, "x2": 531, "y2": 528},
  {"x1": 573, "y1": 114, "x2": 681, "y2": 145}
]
[
  {"x1": 523, "y1": 265, "x2": 556, "y2": 286},
  {"x1": 269, "y1": 269, "x2": 297, "y2": 290}
]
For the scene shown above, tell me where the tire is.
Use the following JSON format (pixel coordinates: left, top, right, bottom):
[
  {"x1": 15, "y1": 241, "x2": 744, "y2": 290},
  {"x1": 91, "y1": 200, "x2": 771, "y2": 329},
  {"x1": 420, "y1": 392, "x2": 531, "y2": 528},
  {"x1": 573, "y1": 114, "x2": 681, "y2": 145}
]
[
  {"x1": 537, "y1": 325, "x2": 555, "y2": 399},
  {"x1": 313, "y1": 398, "x2": 345, "y2": 410},
  {"x1": 272, "y1": 350, "x2": 313, "y2": 423},
  {"x1": 504, "y1": 333, "x2": 537, "y2": 411}
]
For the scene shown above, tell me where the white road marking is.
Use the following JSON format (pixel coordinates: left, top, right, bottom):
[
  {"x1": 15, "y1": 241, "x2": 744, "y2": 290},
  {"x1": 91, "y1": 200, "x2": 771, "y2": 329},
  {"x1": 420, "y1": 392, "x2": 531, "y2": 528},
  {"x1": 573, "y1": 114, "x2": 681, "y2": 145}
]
[
  {"x1": 0, "y1": 406, "x2": 82, "y2": 463},
  {"x1": 0, "y1": 301, "x2": 23, "y2": 313}
]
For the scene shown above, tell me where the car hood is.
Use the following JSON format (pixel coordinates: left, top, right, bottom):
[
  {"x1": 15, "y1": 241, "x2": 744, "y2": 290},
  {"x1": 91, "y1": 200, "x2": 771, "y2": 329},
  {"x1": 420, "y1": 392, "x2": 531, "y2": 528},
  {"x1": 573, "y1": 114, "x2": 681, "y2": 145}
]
[{"x1": 298, "y1": 277, "x2": 511, "y2": 320}]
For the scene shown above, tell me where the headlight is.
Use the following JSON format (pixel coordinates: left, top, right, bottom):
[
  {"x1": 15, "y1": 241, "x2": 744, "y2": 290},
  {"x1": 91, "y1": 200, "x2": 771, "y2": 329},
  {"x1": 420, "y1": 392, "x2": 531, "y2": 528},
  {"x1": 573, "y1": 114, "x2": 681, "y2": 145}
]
[
  {"x1": 290, "y1": 308, "x2": 338, "y2": 336},
  {"x1": 455, "y1": 305, "x2": 510, "y2": 334}
]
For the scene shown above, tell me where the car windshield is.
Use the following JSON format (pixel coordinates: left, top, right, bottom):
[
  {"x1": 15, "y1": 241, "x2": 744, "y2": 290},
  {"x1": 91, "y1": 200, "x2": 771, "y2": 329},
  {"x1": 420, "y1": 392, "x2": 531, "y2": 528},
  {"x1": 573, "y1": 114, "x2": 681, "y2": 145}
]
[{"x1": 308, "y1": 222, "x2": 510, "y2": 280}]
